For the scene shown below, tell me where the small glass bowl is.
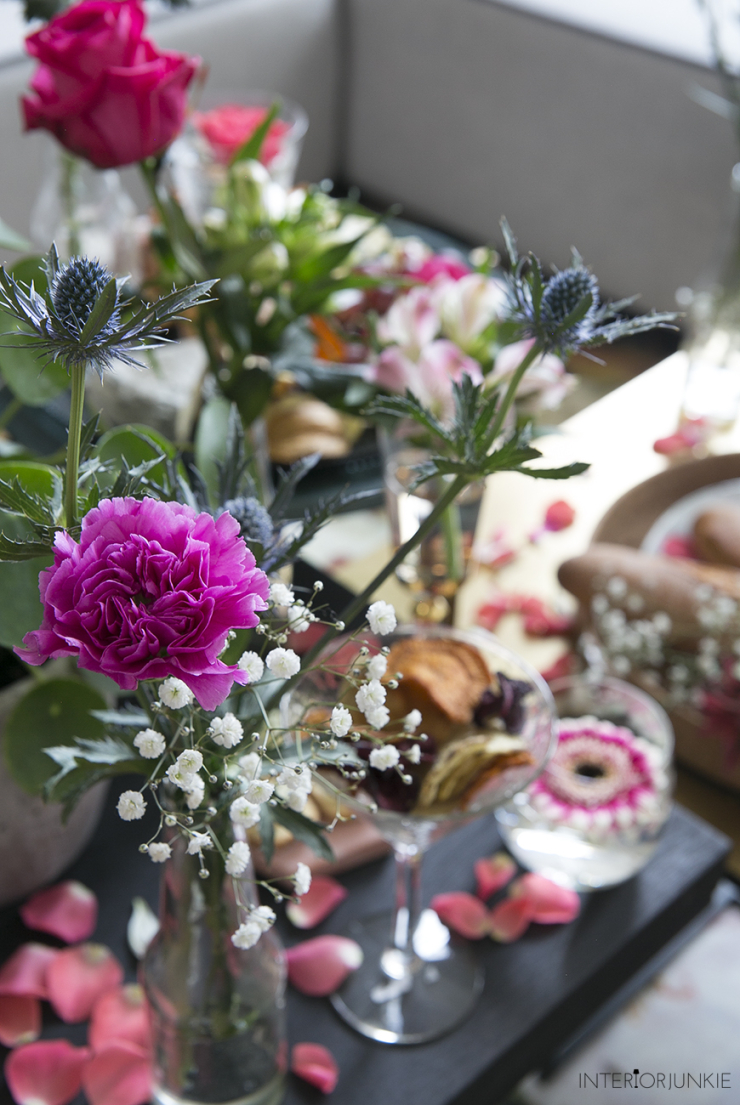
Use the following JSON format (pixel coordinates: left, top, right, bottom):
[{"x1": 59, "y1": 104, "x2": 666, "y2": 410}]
[{"x1": 495, "y1": 675, "x2": 674, "y2": 891}]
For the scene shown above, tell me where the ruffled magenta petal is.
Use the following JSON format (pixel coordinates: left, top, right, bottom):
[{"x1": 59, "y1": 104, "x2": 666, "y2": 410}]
[
  {"x1": 20, "y1": 881, "x2": 97, "y2": 943},
  {"x1": 0, "y1": 996, "x2": 41, "y2": 1047},
  {"x1": 286, "y1": 936, "x2": 363, "y2": 996},
  {"x1": 510, "y1": 873, "x2": 581, "y2": 924},
  {"x1": 285, "y1": 877, "x2": 348, "y2": 930},
  {"x1": 291, "y1": 1043, "x2": 339, "y2": 1094},
  {"x1": 88, "y1": 984, "x2": 150, "y2": 1051},
  {"x1": 488, "y1": 896, "x2": 532, "y2": 943},
  {"x1": 82, "y1": 1042, "x2": 152, "y2": 1105},
  {"x1": 46, "y1": 944, "x2": 124, "y2": 1023},
  {"x1": 0, "y1": 943, "x2": 59, "y2": 998},
  {"x1": 430, "y1": 892, "x2": 491, "y2": 939},
  {"x1": 473, "y1": 853, "x2": 517, "y2": 900},
  {"x1": 4, "y1": 1039, "x2": 91, "y2": 1105}
]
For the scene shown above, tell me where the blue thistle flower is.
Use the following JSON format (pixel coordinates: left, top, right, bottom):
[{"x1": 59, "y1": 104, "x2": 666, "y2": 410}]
[
  {"x1": 540, "y1": 266, "x2": 600, "y2": 346},
  {"x1": 51, "y1": 257, "x2": 119, "y2": 338},
  {"x1": 223, "y1": 496, "x2": 274, "y2": 547}
]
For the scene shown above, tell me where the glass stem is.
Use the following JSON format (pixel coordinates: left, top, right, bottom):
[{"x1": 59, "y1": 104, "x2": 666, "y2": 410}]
[{"x1": 388, "y1": 846, "x2": 423, "y2": 974}]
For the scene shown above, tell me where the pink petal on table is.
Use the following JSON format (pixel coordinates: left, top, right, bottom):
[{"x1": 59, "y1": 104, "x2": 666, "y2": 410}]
[
  {"x1": 20, "y1": 881, "x2": 97, "y2": 944},
  {"x1": 544, "y1": 500, "x2": 575, "y2": 532},
  {"x1": 510, "y1": 873, "x2": 581, "y2": 924},
  {"x1": 286, "y1": 877, "x2": 348, "y2": 930},
  {"x1": 0, "y1": 943, "x2": 59, "y2": 998},
  {"x1": 430, "y1": 892, "x2": 491, "y2": 939},
  {"x1": 0, "y1": 995, "x2": 41, "y2": 1047},
  {"x1": 4, "y1": 1039, "x2": 91, "y2": 1105},
  {"x1": 291, "y1": 1042, "x2": 339, "y2": 1094},
  {"x1": 473, "y1": 853, "x2": 517, "y2": 901},
  {"x1": 82, "y1": 1042, "x2": 153, "y2": 1105},
  {"x1": 488, "y1": 896, "x2": 532, "y2": 943},
  {"x1": 47, "y1": 944, "x2": 124, "y2": 1023},
  {"x1": 88, "y1": 985, "x2": 150, "y2": 1052},
  {"x1": 286, "y1": 936, "x2": 363, "y2": 996}
]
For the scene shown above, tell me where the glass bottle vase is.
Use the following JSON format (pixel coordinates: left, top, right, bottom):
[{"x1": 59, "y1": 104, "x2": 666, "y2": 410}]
[{"x1": 141, "y1": 835, "x2": 286, "y2": 1105}]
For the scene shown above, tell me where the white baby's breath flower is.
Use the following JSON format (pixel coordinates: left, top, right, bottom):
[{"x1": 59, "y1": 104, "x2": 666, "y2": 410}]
[
  {"x1": 367, "y1": 600, "x2": 397, "y2": 636},
  {"x1": 243, "y1": 779, "x2": 274, "y2": 804},
  {"x1": 176, "y1": 749, "x2": 203, "y2": 775},
  {"x1": 405, "y1": 744, "x2": 422, "y2": 764},
  {"x1": 266, "y1": 648, "x2": 301, "y2": 678},
  {"x1": 117, "y1": 790, "x2": 147, "y2": 821},
  {"x1": 186, "y1": 832, "x2": 213, "y2": 856},
  {"x1": 285, "y1": 788, "x2": 309, "y2": 812},
  {"x1": 277, "y1": 763, "x2": 312, "y2": 793},
  {"x1": 270, "y1": 582, "x2": 295, "y2": 607},
  {"x1": 185, "y1": 776, "x2": 205, "y2": 809},
  {"x1": 366, "y1": 654, "x2": 387, "y2": 680},
  {"x1": 251, "y1": 905, "x2": 276, "y2": 931},
  {"x1": 209, "y1": 713, "x2": 244, "y2": 749},
  {"x1": 606, "y1": 577, "x2": 627, "y2": 601},
  {"x1": 369, "y1": 745, "x2": 400, "y2": 771},
  {"x1": 133, "y1": 728, "x2": 166, "y2": 759},
  {"x1": 330, "y1": 705, "x2": 353, "y2": 737},
  {"x1": 148, "y1": 842, "x2": 172, "y2": 863},
  {"x1": 159, "y1": 677, "x2": 194, "y2": 709},
  {"x1": 287, "y1": 602, "x2": 315, "y2": 634},
  {"x1": 230, "y1": 797, "x2": 261, "y2": 828},
  {"x1": 238, "y1": 752, "x2": 262, "y2": 781},
  {"x1": 237, "y1": 651, "x2": 264, "y2": 682},
  {"x1": 232, "y1": 921, "x2": 262, "y2": 949},
  {"x1": 225, "y1": 840, "x2": 252, "y2": 876},
  {"x1": 294, "y1": 861, "x2": 312, "y2": 896},
  {"x1": 355, "y1": 679, "x2": 386, "y2": 715},
  {"x1": 166, "y1": 764, "x2": 196, "y2": 790},
  {"x1": 403, "y1": 709, "x2": 422, "y2": 732},
  {"x1": 365, "y1": 705, "x2": 390, "y2": 730}
]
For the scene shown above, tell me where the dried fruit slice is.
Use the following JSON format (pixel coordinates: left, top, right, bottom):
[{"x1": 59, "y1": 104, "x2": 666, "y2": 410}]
[
  {"x1": 415, "y1": 734, "x2": 532, "y2": 810},
  {"x1": 385, "y1": 638, "x2": 491, "y2": 727}
]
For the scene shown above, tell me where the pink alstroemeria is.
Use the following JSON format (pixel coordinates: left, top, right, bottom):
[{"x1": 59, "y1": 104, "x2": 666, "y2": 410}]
[
  {"x1": 21, "y1": 881, "x2": 97, "y2": 944},
  {"x1": 474, "y1": 853, "x2": 517, "y2": 901},
  {"x1": 285, "y1": 877, "x2": 348, "y2": 930},
  {"x1": 82, "y1": 1042, "x2": 152, "y2": 1105},
  {"x1": 0, "y1": 995, "x2": 41, "y2": 1047},
  {"x1": 510, "y1": 874, "x2": 581, "y2": 924},
  {"x1": 435, "y1": 273, "x2": 506, "y2": 352},
  {"x1": 429, "y1": 893, "x2": 491, "y2": 939},
  {"x1": 285, "y1": 936, "x2": 363, "y2": 996},
  {"x1": 376, "y1": 285, "x2": 440, "y2": 356},
  {"x1": 4, "y1": 1039, "x2": 91, "y2": 1105},
  {"x1": 291, "y1": 1042, "x2": 339, "y2": 1094},
  {"x1": 373, "y1": 339, "x2": 482, "y2": 423},
  {"x1": 88, "y1": 985, "x2": 150, "y2": 1052},
  {"x1": 46, "y1": 944, "x2": 124, "y2": 1023},
  {"x1": 490, "y1": 338, "x2": 573, "y2": 412},
  {"x1": 0, "y1": 943, "x2": 59, "y2": 999}
]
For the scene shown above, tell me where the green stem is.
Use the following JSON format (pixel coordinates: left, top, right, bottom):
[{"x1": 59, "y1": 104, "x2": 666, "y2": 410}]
[
  {"x1": 486, "y1": 340, "x2": 542, "y2": 443},
  {"x1": 64, "y1": 362, "x2": 86, "y2": 528},
  {"x1": 0, "y1": 397, "x2": 22, "y2": 432},
  {"x1": 440, "y1": 493, "x2": 464, "y2": 583},
  {"x1": 60, "y1": 152, "x2": 81, "y2": 258}
]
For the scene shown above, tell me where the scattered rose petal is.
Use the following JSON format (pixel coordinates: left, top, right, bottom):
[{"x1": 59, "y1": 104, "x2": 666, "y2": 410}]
[
  {"x1": 474, "y1": 854, "x2": 517, "y2": 900},
  {"x1": 540, "y1": 651, "x2": 577, "y2": 683},
  {"x1": 477, "y1": 592, "x2": 516, "y2": 631},
  {"x1": 472, "y1": 528, "x2": 517, "y2": 570},
  {"x1": 286, "y1": 936, "x2": 363, "y2": 996},
  {"x1": 544, "y1": 500, "x2": 575, "y2": 532},
  {"x1": 653, "y1": 418, "x2": 709, "y2": 456},
  {"x1": 5, "y1": 1039, "x2": 91, "y2": 1105},
  {"x1": 126, "y1": 898, "x2": 160, "y2": 960},
  {"x1": 0, "y1": 943, "x2": 59, "y2": 998},
  {"x1": 89, "y1": 985, "x2": 150, "y2": 1052},
  {"x1": 520, "y1": 598, "x2": 575, "y2": 638},
  {"x1": 488, "y1": 896, "x2": 532, "y2": 943},
  {"x1": 82, "y1": 1042, "x2": 153, "y2": 1105},
  {"x1": 286, "y1": 877, "x2": 348, "y2": 930},
  {"x1": 661, "y1": 534, "x2": 699, "y2": 559},
  {"x1": 430, "y1": 892, "x2": 491, "y2": 939},
  {"x1": 0, "y1": 995, "x2": 41, "y2": 1047},
  {"x1": 291, "y1": 1043, "x2": 339, "y2": 1094},
  {"x1": 46, "y1": 944, "x2": 124, "y2": 1023},
  {"x1": 20, "y1": 881, "x2": 97, "y2": 944},
  {"x1": 510, "y1": 873, "x2": 581, "y2": 924}
]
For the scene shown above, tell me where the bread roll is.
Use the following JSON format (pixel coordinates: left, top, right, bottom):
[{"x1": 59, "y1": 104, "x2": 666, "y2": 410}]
[{"x1": 694, "y1": 504, "x2": 740, "y2": 568}]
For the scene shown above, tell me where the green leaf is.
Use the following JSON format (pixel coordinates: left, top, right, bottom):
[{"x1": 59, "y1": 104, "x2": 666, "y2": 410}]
[
  {"x1": 0, "y1": 461, "x2": 63, "y2": 512},
  {"x1": 0, "y1": 533, "x2": 55, "y2": 561},
  {"x1": 79, "y1": 277, "x2": 120, "y2": 345},
  {"x1": 0, "y1": 477, "x2": 55, "y2": 526},
  {"x1": 0, "y1": 311, "x2": 70, "y2": 405},
  {"x1": 272, "y1": 806, "x2": 334, "y2": 861},
  {"x1": 514, "y1": 461, "x2": 590, "y2": 479},
  {"x1": 90, "y1": 708, "x2": 151, "y2": 727},
  {"x1": 0, "y1": 219, "x2": 31, "y2": 254},
  {"x1": 194, "y1": 395, "x2": 232, "y2": 501},
  {"x1": 4, "y1": 679, "x2": 107, "y2": 795},
  {"x1": 0, "y1": 540, "x2": 51, "y2": 648},
  {"x1": 94, "y1": 425, "x2": 172, "y2": 490},
  {"x1": 230, "y1": 103, "x2": 280, "y2": 165}
]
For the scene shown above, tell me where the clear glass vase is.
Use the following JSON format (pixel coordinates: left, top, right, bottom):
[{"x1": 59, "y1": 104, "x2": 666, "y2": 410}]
[{"x1": 141, "y1": 835, "x2": 287, "y2": 1105}]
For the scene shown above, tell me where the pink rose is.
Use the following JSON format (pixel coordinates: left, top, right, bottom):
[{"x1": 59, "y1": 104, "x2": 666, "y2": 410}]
[
  {"x1": 16, "y1": 497, "x2": 269, "y2": 710},
  {"x1": 192, "y1": 105, "x2": 290, "y2": 166},
  {"x1": 22, "y1": 0, "x2": 199, "y2": 169}
]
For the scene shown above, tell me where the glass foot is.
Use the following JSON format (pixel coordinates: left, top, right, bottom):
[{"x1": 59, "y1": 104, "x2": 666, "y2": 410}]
[{"x1": 329, "y1": 910, "x2": 484, "y2": 1044}]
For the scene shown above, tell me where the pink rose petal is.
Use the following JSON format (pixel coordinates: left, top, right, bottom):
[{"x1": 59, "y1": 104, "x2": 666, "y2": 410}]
[
  {"x1": 430, "y1": 892, "x2": 491, "y2": 939},
  {"x1": 0, "y1": 943, "x2": 59, "y2": 998},
  {"x1": 21, "y1": 881, "x2": 97, "y2": 944},
  {"x1": 473, "y1": 853, "x2": 517, "y2": 901},
  {"x1": 88, "y1": 985, "x2": 150, "y2": 1052},
  {"x1": 286, "y1": 877, "x2": 348, "y2": 930},
  {"x1": 291, "y1": 1043, "x2": 339, "y2": 1094},
  {"x1": 4, "y1": 1039, "x2": 91, "y2": 1105},
  {"x1": 0, "y1": 995, "x2": 41, "y2": 1047},
  {"x1": 510, "y1": 873, "x2": 581, "y2": 924},
  {"x1": 46, "y1": 944, "x2": 124, "y2": 1023},
  {"x1": 82, "y1": 1042, "x2": 153, "y2": 1105},
  {"x1": 544, "y1": 500, "x2": 575, "y2": 532},
  {"x1": 488, "y1": 896, "x2": 532, "y2": 943},
  {"x1": 286, "y1": 936, "x2": 363, "y2": 996}
]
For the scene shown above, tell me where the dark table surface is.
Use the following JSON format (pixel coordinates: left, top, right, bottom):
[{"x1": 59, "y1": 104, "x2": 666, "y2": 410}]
[{"x1": 0, "y1": 780, "x2": 731, "y2": 1105}]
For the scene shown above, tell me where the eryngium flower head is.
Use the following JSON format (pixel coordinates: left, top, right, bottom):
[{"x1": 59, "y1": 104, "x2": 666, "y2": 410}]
[
  {"x1": 0, "y1": 244, "x2": 216, "y2": 380},
  {"x1": 539, "y1": 266, "x2": 599, "y2": 347},
  {"x1": 16, "y1": 497, "x2": 270, "y2": 710},
  {"x1": 222, "y1": 496, "x2": 274, "y2": 547}
]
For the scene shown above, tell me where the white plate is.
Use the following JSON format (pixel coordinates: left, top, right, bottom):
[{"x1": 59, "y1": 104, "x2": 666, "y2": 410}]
[{"x1": 641, "y1": 477, "x2": 740, "y2": 554}]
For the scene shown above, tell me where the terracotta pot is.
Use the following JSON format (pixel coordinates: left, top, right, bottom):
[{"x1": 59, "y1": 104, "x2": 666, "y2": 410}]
[{"x1": 0, "y1": 679, "x2": 107, "y2": 908}]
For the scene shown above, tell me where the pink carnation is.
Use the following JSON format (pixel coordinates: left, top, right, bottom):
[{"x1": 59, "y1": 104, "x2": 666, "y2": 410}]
[{"x1": 16, "y1": 497, "x2": 269, "y2": 710}]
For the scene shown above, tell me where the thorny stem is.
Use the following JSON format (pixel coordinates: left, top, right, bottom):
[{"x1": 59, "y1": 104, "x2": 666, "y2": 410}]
[{"x1": 64, "y1": 362, "x2": 86, "y2": 529}]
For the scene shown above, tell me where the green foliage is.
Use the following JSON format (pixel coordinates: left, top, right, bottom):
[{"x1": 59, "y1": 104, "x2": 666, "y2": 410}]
[
  {"x1": 4, "y1": 678, "x2": 107, "y2": 797},
  {"x1": 44, "y1": 734, "x2": 143, "y2": 817},
  {"x1": 271, "y1": 805, "x2": 334, "y2": 861}
]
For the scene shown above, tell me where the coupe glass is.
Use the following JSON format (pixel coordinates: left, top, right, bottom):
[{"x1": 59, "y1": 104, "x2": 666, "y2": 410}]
[{"x1": 280, "y1": 624, "x2": 556, "y2": 1044}]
